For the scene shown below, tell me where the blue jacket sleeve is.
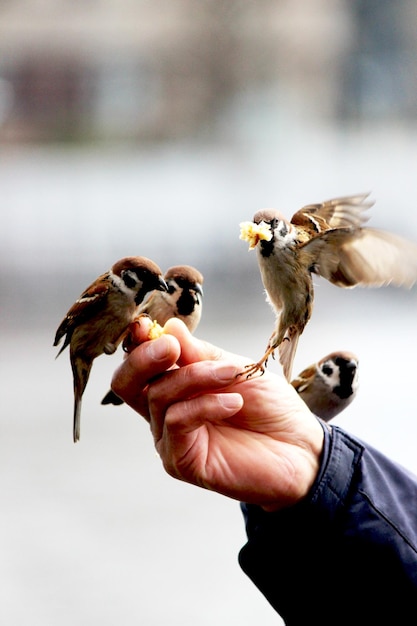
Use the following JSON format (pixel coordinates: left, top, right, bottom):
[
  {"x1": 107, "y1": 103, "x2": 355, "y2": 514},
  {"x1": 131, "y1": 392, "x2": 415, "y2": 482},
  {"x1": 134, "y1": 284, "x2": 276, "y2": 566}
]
[{"x1": 239, "y1": 425, "x2": 417, "y2": 625}]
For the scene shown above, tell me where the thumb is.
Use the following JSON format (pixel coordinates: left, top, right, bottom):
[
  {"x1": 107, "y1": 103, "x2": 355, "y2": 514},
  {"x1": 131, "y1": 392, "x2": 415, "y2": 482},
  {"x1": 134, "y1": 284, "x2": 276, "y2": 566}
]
[{"x1": 163, "y1": 318, "x2": 227, "y2": 367}]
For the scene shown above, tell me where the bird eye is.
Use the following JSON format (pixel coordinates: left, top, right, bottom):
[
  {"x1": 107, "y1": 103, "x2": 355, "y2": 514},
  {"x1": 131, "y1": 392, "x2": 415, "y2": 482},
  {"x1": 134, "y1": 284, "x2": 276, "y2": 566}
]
[{"x1": 322, "y1": 364, "x2": 333, "y2": 376}]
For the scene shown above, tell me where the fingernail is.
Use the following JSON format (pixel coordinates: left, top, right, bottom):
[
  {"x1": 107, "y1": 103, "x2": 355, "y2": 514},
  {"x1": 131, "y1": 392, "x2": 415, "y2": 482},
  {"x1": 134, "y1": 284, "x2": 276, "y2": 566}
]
[
  {"x1": 213, "y1": 364, "x2": 240, "y2": 383},
  {"x1": 218, "y1": 393, "x2": 242, "y2": 410},
  {"x1": 148, "y1": 337, "x2": 170, "y2": 361}
]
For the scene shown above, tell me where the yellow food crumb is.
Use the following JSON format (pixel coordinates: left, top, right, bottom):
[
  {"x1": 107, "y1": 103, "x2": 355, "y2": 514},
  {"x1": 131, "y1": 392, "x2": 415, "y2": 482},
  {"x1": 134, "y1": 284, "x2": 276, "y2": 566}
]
[
  {"x1": 148, "y1": 320, "x2": 164, "y2": 340},
  {"x1": 239, "y1": 220, "x2": 272, "y2": 250}
]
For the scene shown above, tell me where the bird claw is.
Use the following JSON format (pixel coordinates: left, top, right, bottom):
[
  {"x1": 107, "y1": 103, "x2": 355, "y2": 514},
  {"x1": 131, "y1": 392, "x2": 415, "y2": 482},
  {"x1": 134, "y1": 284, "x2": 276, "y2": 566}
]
[
  {"x1": 237, "y1": 361, "x2": 267, "y2": 380},
  {"x1": 121, "y1": 314, "x2": 151, "y2": 352},
  {"x1": 236, "y1": 346, "x2": 276, "y2": 379},
  {"x1": 122, "y1": 335, "x2": 134, "y2": 353},
  {"x1": 245, "y1": 364, "x2": 266, "y2": 379},
  {"x1": 122, "y1": 324, "x2": 140, "y2": 352}
]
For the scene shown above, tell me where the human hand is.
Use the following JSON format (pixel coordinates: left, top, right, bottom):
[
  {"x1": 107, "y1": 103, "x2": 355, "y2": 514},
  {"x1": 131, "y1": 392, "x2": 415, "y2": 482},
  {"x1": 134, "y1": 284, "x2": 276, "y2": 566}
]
[{"x1": 111, "y1": 318, "x2": 324, "y2": 511}]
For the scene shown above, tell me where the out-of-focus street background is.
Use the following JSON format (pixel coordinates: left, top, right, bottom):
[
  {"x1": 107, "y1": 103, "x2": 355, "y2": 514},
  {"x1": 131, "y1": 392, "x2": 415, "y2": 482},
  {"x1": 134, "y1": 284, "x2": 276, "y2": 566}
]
[{"x1": 1, "y1": 2, "x2": 417, "y2": 624}]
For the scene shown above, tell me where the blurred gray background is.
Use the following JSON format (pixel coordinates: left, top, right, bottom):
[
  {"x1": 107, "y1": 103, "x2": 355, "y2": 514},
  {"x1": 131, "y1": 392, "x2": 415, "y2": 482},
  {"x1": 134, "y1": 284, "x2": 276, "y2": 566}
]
[{"x1": 1, "y1": 1, "x2": 417, "y2": 624}]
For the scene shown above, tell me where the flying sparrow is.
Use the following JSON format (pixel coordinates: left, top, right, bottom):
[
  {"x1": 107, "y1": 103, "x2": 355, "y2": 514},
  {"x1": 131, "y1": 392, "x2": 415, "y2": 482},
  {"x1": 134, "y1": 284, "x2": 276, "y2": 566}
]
[
  {"x1": 291, "y1": 351, "x2": 359, "y2": 422},
  {"x1": 240, "y1": 193, "x2": 417, "y2": 380},
  {"x1": 101, "y1": 264, "x2": 204, "y2": 405},
  {"x1": 54, "y1": 256, "x2": 168, "y2": 442}
]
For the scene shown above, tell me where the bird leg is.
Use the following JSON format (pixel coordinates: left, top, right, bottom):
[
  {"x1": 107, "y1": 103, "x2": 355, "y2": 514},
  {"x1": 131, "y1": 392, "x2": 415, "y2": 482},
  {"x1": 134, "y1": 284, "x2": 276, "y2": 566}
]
[
  {"x1": 105, "y1": 315, "x2": 151, "y2": 354},
  {"x1": 237, "y1": 345, "x2": 276, "y2": 379}
]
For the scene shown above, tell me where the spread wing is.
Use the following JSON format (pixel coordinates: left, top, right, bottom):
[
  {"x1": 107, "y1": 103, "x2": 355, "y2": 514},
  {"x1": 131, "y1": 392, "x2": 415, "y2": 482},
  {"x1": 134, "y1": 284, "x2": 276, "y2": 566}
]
[
  {"x1": 291, "y1": 194, "x2": 372, "y2": 233},
  {"x1": 301, "y1": 227, "x2": 417, "y2": 288},
  {"x1": 54, "y1": 273, "x2": 110, "y2": 354}
]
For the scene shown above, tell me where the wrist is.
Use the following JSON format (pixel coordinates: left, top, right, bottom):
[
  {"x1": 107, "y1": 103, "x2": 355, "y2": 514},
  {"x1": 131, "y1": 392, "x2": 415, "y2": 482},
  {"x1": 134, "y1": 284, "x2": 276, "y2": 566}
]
[{"x1": 260, "y1": 414, "x2": 325, "y2": 513}]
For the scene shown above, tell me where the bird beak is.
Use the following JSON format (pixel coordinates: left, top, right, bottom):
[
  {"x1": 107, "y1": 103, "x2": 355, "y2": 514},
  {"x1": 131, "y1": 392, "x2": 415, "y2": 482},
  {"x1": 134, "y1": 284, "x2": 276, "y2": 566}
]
[
  {"x1": 194, "y1": 283, "x2": 204, "y2": 297},
  {"x1": 158, "y1": 276, "x2": 169, "y2": 292},
  {"x1": 345, "y1": 359, "x2": 357, "y2": 371}
]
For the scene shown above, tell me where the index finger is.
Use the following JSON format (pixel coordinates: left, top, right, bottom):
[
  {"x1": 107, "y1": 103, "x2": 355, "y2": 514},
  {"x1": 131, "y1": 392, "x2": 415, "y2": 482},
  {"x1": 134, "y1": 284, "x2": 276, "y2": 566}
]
[{"x1": 111, "y1": 333, "x2": 181, "y2": 418}]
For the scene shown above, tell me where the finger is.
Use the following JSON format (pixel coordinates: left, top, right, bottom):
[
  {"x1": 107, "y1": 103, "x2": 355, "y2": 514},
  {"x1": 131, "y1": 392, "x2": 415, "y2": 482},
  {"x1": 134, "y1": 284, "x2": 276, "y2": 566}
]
[
  {"x1": 163, "y1": 318, "x2": 226, "y2": 366},
  {"x1": 147, "y1": 360, "x2": 244, "y2": 442},
  {"x1": 165, "y1": 392, "x2": 244, "y2": 433},
  {"x1": 122, "y1": 314, "x2": 156, "y2": 354},
  {"x1": 156, "y1": 393, "x2": 244, "y2": 477},
  {"x1": 111, "y1": 333, "x2": 181, "y2": 418}
]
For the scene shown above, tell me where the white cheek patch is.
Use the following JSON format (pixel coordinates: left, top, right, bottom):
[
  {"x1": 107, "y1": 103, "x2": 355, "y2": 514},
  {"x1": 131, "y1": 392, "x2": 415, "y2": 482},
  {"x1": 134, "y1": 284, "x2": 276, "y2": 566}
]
[
  {"x1": 351, "y1": 370, "x2": 360, "y2": 392},
  {"x1": 273, "y1": 222, "x2": 296, "y2": 249},
  {"x1": 318, "y1": 361, "x2": 340, "y2": 388},
  {"x1": 110, "y1": 271, "x2": 140, "y2": 298}
]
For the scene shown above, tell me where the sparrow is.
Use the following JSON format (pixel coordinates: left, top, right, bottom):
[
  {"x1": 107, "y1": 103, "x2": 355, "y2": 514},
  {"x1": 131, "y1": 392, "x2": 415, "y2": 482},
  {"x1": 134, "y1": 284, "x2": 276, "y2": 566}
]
[
  {"x1": 54, "y1": 256, "x2": 168, "y2": 442},
  {"x1": 239, "y1": 193, "x2": 417, "y2": 381},
  {"x1": 291, "y1": 351, "x2": 359, "y2": 422},
  {"x1": 101, "y1": 264, "x2": 204, "y2": 405},
  {"x1": 140, "y1": 264, "x2": 204, "y2": 332}
]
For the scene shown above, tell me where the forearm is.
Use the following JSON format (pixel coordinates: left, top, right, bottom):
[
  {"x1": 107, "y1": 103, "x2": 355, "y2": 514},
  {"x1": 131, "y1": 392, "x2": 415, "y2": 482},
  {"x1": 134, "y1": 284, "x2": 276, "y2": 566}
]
[{"x1": 239, "y1": 425, "x2": 417, "y2": 623}]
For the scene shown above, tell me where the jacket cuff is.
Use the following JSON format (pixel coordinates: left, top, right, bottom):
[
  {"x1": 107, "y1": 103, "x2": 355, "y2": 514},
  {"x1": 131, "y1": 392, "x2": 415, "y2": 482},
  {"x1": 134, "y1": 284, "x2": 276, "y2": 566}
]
[
  {"x1": 241, "y1": 423, "x2": 364, "y2": 529},
  {"x1": 306, "y1": 424, "x2": 364, "y2": 523}
]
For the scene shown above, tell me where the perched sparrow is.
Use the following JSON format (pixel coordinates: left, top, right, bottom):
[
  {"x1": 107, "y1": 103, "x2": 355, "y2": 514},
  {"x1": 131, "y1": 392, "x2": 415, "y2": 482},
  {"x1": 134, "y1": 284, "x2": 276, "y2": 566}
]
[
  {"x1": 141, "y1": 264, "x2": 204, "y2": 331},
  {"x1": 240, "y1": 193, "x2": 417, "y2": 380},
  {"x1": 291, "y1": 351, "x2": 359, "y2": 422},
  {"x1": 101, "y1": 264, "x2": 204, "y2": 406},
  {"x1": 54, "y1": 256, "x2": 168, "y2": 442}
]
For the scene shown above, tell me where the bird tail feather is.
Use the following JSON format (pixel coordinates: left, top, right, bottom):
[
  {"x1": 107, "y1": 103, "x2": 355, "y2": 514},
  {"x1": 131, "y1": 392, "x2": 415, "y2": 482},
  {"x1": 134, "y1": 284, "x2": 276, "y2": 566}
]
[
  {"x1": 279, "y1": 331, "x2": 300, "y2": 382},
  {"x1": 71, "y1": 356, "x2": 92, "y2": 443}
]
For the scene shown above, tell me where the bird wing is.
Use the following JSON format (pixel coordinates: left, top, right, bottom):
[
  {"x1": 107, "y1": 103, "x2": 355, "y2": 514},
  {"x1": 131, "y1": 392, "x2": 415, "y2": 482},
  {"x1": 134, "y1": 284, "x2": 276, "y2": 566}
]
[
  {"x1": 290, "y1": 364, "x2": 316, "y2": 393},
  {"x1": 54, "y1": 273, "x2": 110, "y2": 352},
  {"x1": 300, "y1": 227, "x2": 417, "y2": 288},
  {"x1": 291, "y1": 194, "x2": 372, "y2": 232}
]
